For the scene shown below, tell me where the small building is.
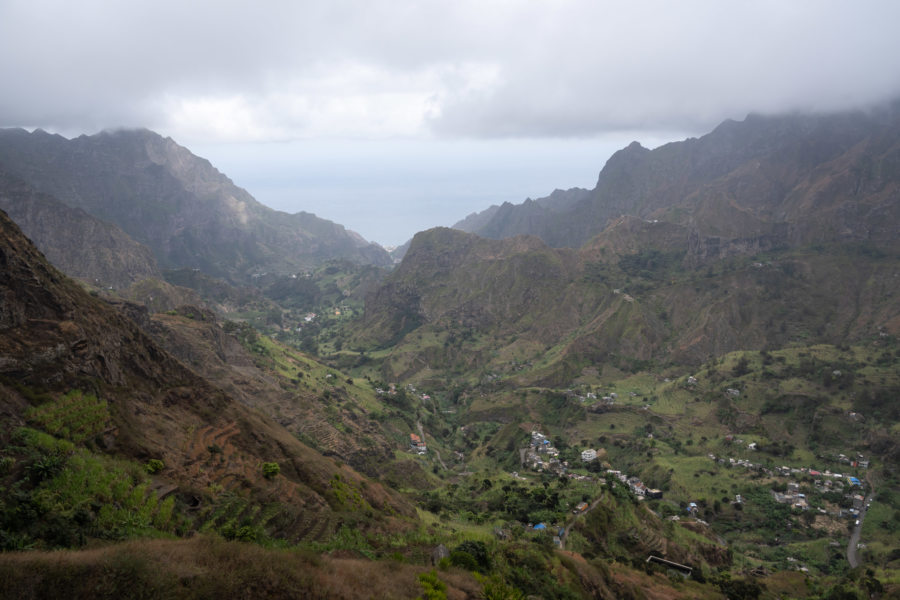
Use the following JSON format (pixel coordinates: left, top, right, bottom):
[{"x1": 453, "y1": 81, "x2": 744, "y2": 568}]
[
  {"x1": 573, "y1": 501, "x2": 589, "y2": 514},
  {"x1": 772, "y1": 491, "x2": 792, "y2": 504},
  {"x1": 581, "y1": 449, "x2": 598, "y2": 462},
  {"x1": 646, "y1": 488, "x2": 663, "y2": 500},
  {"x1": 646, "y1": 555, "x2": 692, "y2": 578},
  {"x1": 410, "y1": 433, "x2": 427, "y2": 454}
]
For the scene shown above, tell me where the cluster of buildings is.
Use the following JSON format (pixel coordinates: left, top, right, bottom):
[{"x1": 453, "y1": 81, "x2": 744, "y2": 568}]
[
  {"x1": 707, "y1": 449, "x2": 868, "y2": 489},
  {"x1": 708, "y1": 453, "x2": 762, "y2": 471},
  {"x1": 591, "y1": 391, "x2": 618, "y2": 404},
  {"x1": 772, "y1": 482, "x2": 812, "y2": 510},
  {"x1": 769, "y1": 469, "x2": 866, "y2": 519},
  {"x1": 845, "y1": 493, "x2": 867, "y2": 519},
  {"x1": 293, "y1": 312, "x2": 318, "y2": 331},
  {"x1": 565, "y1": 389, "x2": 599, "y2": 403},
  {"x1": 771, "y1": 464, "x2": 865, "y2": 488},
  {"x1": 606, "y1": 469, "x2": 663, "y2": 500},
  {"x1": 770, "y1": 482, "x2": 866, "y2": 519},
  {"x1": 706, "y1": 446, "x2": 871, "y2": 519},
  {"x1": 524, "y1": 431, "x2": 663, "y2": 500},
  {"x1": 525, "y1": 430, "x2": 564, "y2": 474},
  {"x1": 835, "y1": 452, "x2": 869, "y2": 469}
]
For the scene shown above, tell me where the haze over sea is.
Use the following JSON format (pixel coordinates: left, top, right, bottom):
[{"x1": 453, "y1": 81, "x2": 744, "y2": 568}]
[
  {"x1": 4, "y1": 1, "x2": 898, "y2": 246},
  {"x1": 193, "y1": 134, "x2": 682, "y2": 248}
]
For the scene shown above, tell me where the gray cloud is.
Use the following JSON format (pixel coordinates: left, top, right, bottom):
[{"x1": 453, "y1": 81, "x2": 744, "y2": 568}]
[
  {"x1": 2, "y1": 0, "x2": 899, "y2": 142},
  {"x1": 428, "y1": 1, "x2": 900, "y2": 136}
]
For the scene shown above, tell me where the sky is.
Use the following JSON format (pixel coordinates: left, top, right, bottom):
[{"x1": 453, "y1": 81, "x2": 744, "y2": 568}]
[{"x1": 2, "y1": 1, "x2": 899, "y2": 247}]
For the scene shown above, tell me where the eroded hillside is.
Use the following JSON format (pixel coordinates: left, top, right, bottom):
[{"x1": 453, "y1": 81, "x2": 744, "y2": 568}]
[{"x1": 0, "y1": 208, "x2": 412, "y2": 550}]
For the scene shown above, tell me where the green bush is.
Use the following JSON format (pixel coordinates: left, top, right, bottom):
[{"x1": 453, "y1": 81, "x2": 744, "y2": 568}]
[
  {"x1": 477, "y1": 574, "x2": 526, "y2": 600},
  {"x1": 452, "y1": 540, "x2": 491, "y2": 572},
  {"x1": 417, "y1": 570, "x2": 447, "y2": 600},
  {"x1": 449, "y1": 550, "x2": 479, "y2": 571},
  {"x1": 261, "y1": 462, "x2": 280, "y2": 479}
]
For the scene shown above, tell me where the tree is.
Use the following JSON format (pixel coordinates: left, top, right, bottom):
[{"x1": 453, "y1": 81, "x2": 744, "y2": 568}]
[
  {"x1": 732, "y1": 355, "x2": 751, "y2": 377},
  {"x1": 453, "y1": 540, "x2": 491, "y2": 572},
  {"x1": 716, "y1": 575, "x2": 764, "y2": 600}
]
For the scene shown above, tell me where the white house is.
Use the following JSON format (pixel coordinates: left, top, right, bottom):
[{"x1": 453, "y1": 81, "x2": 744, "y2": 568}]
[{"x1": 581, "y1": 449, "x2": 598, "y2": 462}]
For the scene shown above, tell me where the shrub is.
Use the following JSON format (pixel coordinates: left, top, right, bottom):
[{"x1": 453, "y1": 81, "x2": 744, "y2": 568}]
[
  {"x1": 261, "y1": 462, "x2": 280, "y2": 479},
  {"x1": 449, "y1": 550, "x2": 478, "y2": 571},
  {"x1": 477, "y1": 574, "x2": 526, "y2": 600},
  {"x1": 144, "y1": 459, "x2": 164, "y2": 474},
  {"x1": 453, "y1": 540, "x2": 490, "y2": 572},
  {"x1": 417, "y1": 570, "x2": 447, "y2": 600}
]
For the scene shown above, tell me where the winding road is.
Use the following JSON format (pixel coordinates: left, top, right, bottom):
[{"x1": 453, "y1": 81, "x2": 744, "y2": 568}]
[
  {"x1": 847, "y1": 491, "x2": 874, "y2": 568},
  {"x1": 558, "y1": 494, "x2": 604, "y2": 550}
]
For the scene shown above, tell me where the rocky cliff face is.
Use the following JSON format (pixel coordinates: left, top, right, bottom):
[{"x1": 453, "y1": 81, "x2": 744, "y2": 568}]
[
  {"x1": 0, "y1": 171, "x2": 162, "y2": 290},
  {"x1": 0, "y1": 128, "x2": 392, "y2": 283},
  {"x1": 455, "y1": 103, "x2": 900, "y2": 258}
]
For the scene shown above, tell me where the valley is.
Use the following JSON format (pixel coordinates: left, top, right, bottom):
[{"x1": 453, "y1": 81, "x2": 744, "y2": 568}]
[{"x1": 0, "y1": 103, "x2": 898, "y2": 599}]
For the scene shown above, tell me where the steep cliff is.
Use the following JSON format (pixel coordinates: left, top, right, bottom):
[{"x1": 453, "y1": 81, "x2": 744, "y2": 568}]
[
  {"x1": 0, "y1": 170, "x2": 161, "y2": 290},
  {"x1": 0, "y1": 128, "x2": 392, "y2": 283}
]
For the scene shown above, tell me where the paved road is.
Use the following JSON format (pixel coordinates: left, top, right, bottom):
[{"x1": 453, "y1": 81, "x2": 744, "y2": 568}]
[{"x1": 847, "y1": 492, "x2": 873, "y2": 568}]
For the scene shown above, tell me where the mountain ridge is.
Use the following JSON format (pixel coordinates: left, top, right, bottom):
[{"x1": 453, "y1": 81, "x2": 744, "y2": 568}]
[
  {"x1": 0, "y1": 207, "x2": 412, "y2": 545},
  {"x1": 0, "y1": 170, "x2": 162, "y2": 290},
  {"x1": 360, "y1": 104, "x2": 900, "y2": 385},
  {"x1": 454, "y1": 103, "x2": 900, "y2": 255},
  {"x1": 0, "y1": 128, "x2": 392, "y2": 284}
]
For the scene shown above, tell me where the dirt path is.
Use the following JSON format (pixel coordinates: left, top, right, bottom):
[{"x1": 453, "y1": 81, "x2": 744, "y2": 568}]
[
  {"x1": 417, "y1": 419, "x2": 447, "y2": 470},
  {"x1": 559, "y1": 494, "x2": 604, "y2": 551}
]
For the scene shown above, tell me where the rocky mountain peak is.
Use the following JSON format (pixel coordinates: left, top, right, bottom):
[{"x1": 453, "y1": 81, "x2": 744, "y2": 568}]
[
  {"x1": 449, "y1": 104, "x2": 900, "y2": 254},
  {"x1": 0, "y1": 128, "x2": 392, "y2": 283}
]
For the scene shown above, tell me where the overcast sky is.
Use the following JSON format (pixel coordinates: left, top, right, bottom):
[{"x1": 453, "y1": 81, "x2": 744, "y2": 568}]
[{"x1": 2, "y1": 1, "x2": 899, "y2": 246}]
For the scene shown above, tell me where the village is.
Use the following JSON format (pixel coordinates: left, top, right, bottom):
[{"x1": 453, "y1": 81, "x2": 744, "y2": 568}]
[
  {"x1": 524, "y1": 430, "x2": 663, "y2": 498},
  {"x1": 397, "y1": 380, "x2": 874, "y2": 559},
  {"x1": 706, "y1": 445, "x2": 869, "y2": 520}
]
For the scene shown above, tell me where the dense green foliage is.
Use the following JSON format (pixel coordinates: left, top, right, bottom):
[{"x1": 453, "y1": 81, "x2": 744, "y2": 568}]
[{"x1": 0, "y1": 427, "x2": 179, "y2": 550}]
